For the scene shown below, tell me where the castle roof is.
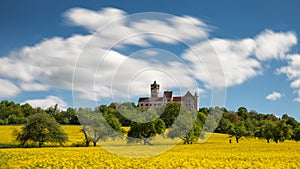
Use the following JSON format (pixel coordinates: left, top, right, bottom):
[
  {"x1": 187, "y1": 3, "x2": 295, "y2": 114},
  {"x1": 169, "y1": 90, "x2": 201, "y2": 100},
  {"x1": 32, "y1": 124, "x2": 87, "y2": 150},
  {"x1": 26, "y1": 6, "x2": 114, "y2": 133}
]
[{"x1": 138, "y1": 97, "x2": 164, "y2": 102}]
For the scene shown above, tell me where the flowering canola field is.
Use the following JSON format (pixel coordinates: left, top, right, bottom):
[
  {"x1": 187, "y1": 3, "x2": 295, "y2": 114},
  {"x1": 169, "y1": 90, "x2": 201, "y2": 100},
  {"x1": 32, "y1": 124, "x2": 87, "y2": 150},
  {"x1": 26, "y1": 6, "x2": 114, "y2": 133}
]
[{"x1": 0, "y1": 126, "x2": 300, "y2": 169}]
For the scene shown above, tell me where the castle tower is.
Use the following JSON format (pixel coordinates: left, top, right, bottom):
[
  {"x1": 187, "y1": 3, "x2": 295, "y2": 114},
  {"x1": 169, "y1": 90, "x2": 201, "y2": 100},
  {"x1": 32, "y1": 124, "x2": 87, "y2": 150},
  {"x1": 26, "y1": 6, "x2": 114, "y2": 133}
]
[
  {"x1": 194, "y1": 92, "x2": 199, "y2": 111},
  {"x1": 151, "y1": 81, "x2": 159, "y2": 97}
]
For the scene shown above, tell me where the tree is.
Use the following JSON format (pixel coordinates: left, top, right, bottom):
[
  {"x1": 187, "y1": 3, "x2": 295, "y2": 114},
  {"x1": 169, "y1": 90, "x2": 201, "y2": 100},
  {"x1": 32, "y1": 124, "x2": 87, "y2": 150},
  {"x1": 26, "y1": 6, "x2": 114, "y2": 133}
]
[
  {"x1": 237, "y1": 107, "x2": 249, "y2": 120},
  {"x1": 127, "y1": 118, "x2": 166, "y2": 145},
  {"x1": 255, "y1": 120, "x2": 275, "y2": 143},
  {"x1": 21, "y1": 103, "x2": 35, "y2": 117},
  {"x1": 272, "y1": 120, "x2": 292, "y2": 143},
  {"x1": 216, "y1": 117, "x2": 231, "y2": 133},
  {"x1": 167, "y1": 109, "x2": 203, "y2": 144},
  {"x1": 14, "y1": 112, "x2": 68, "y2": 147},
  {"x1": 282, "y1": 114, "x2": 298, "y2": 130},
  {"x1": 293, "y1": 126, "x2": 300, "y2": 141},
  {"x1": 160, "y1": 103, "x2": 181, "y2": 128},
  {"x1": 225, "y1": 112, "x2": 240, "y2": 124},
  {"x1": 228, "y1": 122, "x2": 249, "y2": 143},
  {"x1": 45, "y1": 104, "x2": 60, "y2": 117},
  {"x1": 78, "y1": 108, "x2": 124, "y2": 147}
]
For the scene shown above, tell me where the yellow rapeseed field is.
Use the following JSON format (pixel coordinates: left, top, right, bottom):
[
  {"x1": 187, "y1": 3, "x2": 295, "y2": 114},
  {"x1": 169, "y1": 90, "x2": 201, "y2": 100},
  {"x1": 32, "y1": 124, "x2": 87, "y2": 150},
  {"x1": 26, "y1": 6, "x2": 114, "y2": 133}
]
[{"x1": 0, "y1": 126, "x2": 300, "y2": 168}]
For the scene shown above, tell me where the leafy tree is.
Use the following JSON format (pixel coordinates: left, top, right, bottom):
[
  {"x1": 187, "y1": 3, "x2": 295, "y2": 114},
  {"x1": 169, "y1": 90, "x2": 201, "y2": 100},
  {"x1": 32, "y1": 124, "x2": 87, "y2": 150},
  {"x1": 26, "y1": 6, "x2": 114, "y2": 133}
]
[
  {"x1": 272, "y1": 120, "x2": 292, "y2": 143},
  {"x1": 55, "y1": 107, "x2": 79, "y2": 124},
  {"x1": 265, "y1": 114, "x2": 279, "y2": 121},
  {"x1": 216, "y1": 117, "x2": 231, "y2": 133},
  {"x1": 244, "y1": 118, "x2": 258, "y2": 136},
  {"x1": 237, "y1": 107, "x2": 249, "y2": 120},
  {"x1": 255, "y1": 120, "x2": 275, "y2": 143},
  {"x1": 282, "y1": 114, "x2": 298, "y2": 129},
  {"x1": 14, "y1": 112, "x2": 68, "y2": 147},
  {"x1": 78, "y1": 108, "x2": 124, "y2": 147},
  {"x1": 293, "y1": 126, "x2": 300, "y2": 141},
  {"x1": 127, "y1": 118, "x2": 166, "y2": 145},
  {"x1": 225, "y1": 112, "x2": 240, "y2": 124},
  {"x1": 160, "y1": 103, "x2": 181, "y2": 128},
  {"x1": 203, "y1": 107, "x2": 223, "y2": 132},
  {"x1": 45, "y1": 104, "x2": 60, "y2": 117},
  {"x1": 21, "y1": 103, "x2": 35, "y2": 117},
  {"x1": 199, "y1": 107, "x2": 209, "y2": 116},
  {"x1": 228, "y1": 122, "x2": 249, "y2": 143},
  {"x1": 167, "y1": 109, "x2": 202, "y2": 144}
]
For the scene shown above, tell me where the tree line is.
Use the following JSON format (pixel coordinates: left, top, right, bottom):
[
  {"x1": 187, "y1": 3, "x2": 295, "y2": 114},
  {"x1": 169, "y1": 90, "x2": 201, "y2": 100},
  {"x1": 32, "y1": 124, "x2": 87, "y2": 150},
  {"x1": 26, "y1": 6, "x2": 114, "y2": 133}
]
[
  {"x1": 1, "y1": 100, "x2": 300, "y2": 147},
  {"x1": 0, "y1": 100, "x2": 79, "y2": 125}
]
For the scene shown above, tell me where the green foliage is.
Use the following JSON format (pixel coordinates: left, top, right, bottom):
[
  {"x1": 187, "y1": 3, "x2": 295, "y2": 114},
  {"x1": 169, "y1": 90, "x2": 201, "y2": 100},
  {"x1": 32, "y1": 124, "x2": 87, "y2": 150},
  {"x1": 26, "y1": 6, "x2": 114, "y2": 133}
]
[
  {"x1": 1, "y1": 99, "x2": 300, "y2": 145},
  {"x1": 255, "y1": 120, "x2": 292, "y2": 143},
  {"x1": 227, "y1": 122, "x2": 249, "y2": 143},
  {"x1": 78, "y1": 107, "x2": 124, "y2": 147},
  {"x1": 127, "y1": 118, "x2": 166, "y2": 145},
  {"x1": 255, "y1": 120, "x2": 275, "y2": 143},
  {"x1": 272, "y1": 120, "x2": 292, "y2": 143},
  {"x1": 160, "y1": 103, "x2": 181, "y2": 128},
  {"x1": 14, "y1": 112, "x2": 68, "y2": 147},
  {"x1": 282, "y1": 114, "x2": 298, "y2": 129},
  {"x1": 167, "y1": 109, "x2": 203, "y2": 144},
  {"x1": 293, "y1": 126, "x2": 300, "y2": 141}
]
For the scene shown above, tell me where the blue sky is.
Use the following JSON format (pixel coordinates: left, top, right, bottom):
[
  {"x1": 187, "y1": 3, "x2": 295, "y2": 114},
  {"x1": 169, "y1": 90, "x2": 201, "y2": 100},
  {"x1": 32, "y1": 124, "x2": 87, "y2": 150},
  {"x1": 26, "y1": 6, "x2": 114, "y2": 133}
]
[{"x1": 1, "y1": 0, "x2": 300, "y2": 120}]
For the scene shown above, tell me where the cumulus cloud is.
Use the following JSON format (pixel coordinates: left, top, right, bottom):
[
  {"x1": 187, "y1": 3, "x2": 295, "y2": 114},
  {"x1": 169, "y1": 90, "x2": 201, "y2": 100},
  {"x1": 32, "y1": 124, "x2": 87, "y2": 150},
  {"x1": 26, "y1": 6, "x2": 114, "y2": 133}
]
[
  {"x1": 64, "y1": 8, "x2": 126, "y2": 32},
  {"x1": 0, "y1": 7, "x2": 298, "y2": 105},
  {"x1": 277, "y1": 54, "x2": 300, "y2": 102},
  {"x1": 182, "y1": 30, "x2": 297, "y2": 88},
  {"x1": 182, "y1": 38, "x2": 260, "y2": 88},
  {"x1": 255, "y1": 30, "x2": 297, "y2": 60},
  {"x1": 0, "y1": 8, "x2": 207, "y2": 102},
  {"x1": 266, "y1": 91, "x2": 282, "y2": 101},
  {"x1": 22, "y1": 96, "x2": 68, "y2": 110},
  {"x1": 0, "y1": 79, "x2": 20, "y2": 98},
  {"x1": 20, "y1": 82, "x2": 49, "y2": 91}
]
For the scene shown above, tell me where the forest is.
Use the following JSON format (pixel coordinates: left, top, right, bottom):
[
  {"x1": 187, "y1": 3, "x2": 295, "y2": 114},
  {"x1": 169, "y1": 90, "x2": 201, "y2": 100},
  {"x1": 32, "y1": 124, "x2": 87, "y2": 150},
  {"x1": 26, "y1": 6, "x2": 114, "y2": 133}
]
[{"x1": 1, "y1": 100, "x2": 300, "y2": 146}]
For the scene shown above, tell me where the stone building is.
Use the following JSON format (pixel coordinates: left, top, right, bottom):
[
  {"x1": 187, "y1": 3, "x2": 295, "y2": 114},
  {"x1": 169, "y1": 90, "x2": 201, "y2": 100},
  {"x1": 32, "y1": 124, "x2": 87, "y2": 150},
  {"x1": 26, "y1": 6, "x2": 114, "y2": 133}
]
[{"x1": 138, "y1": 81, "x2": 199, "y2": 110}]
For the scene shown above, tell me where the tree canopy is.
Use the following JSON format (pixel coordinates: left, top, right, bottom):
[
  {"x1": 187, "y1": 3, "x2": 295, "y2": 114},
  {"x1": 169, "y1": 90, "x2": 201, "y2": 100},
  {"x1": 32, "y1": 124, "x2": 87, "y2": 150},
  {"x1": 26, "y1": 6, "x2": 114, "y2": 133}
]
[{"x1": 14, "y1": 112, "x2": 68, "y2": 147}]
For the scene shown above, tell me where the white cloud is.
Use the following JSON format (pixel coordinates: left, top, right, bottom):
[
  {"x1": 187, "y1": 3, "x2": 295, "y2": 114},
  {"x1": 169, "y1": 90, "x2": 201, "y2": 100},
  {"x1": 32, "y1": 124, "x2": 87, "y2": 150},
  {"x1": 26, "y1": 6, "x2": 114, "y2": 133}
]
[
  {"x1": 277, "y1": 54, "x2": 300, "y2": 101},
  {"x1": 255, "y1": 30, "x2": 297, "y2": 60},
  {"x1": 182, "y1": 38, "x2": 260, "y2": 88},
  {"x1": 266, "y1": 91, "x2": 282, "y2": 101},
  {"x1": 0, "y1": 7, "x2": 208, "y2": 102},
  {"x1": 64, "y1": 7, "x2": 126, "y2": 32},
  {"x1": 131, "y1": 15, "x2": 210, "y2": 43},
  {"x1": 22, "y1": 96, "x2": 68, "y2": 110},
  {"x1": 20, "y1": 82, "x2": 49, "y2": 91},
  {"x1": 0, "y1": 79, "x2": 20, "y2": 98},
  {"x1": 182, "y1": 30, "x2": 298, "y2": 89},
  {"x1": 0, "y1": 7, "x2": 299, "y2": 106}
]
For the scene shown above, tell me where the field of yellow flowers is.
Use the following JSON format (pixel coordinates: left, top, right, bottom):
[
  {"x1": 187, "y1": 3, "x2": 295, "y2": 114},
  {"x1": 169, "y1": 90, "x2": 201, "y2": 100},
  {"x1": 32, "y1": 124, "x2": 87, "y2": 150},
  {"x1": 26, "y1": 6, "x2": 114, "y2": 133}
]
[{"x1": 0, "y1": 126, "x2": 300, "y2": 168}]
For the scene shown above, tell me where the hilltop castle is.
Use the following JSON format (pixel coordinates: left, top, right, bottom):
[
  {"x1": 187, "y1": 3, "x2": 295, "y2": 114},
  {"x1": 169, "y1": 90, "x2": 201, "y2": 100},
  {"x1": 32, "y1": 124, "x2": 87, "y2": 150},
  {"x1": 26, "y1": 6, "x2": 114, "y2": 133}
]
[{"x1": 138, "y1": 81, "x2": 199, "y2": 111}]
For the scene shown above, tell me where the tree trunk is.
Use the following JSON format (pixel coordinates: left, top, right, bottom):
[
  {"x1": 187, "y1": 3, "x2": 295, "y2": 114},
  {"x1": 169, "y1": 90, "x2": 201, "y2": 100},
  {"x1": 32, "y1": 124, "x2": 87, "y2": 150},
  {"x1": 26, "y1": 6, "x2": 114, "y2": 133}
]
[
  {"x1": 267, "y1": 139, "x2": 270, "y2": 143},
  {"x1": 143, "y1": 138, "x2": 153, "y2": 145},
  {"x1": 93, "y1": 141, "x2": 97, "y2": 147},
  {"x1": 86, "y1": 140, "x2": 90, "y2": 147},
  {"x1": 39, "y1": 142, "x2": 43, "y2": 148},
  {"x1": 236, "y1": 137, "x2": 239, "y2": 143}
]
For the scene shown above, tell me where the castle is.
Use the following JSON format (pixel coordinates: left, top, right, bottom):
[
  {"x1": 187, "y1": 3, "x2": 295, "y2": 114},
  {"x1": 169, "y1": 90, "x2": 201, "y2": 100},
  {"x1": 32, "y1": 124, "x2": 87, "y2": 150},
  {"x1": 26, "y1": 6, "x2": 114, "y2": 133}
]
[{"x1": 138, "y1": 81, "x2": 199, "y2": 111}]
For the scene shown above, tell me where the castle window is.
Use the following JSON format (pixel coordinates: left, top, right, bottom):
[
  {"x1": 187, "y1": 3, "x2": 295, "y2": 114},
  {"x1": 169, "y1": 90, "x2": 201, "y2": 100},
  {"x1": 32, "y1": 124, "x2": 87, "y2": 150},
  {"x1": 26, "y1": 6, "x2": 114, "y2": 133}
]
[{"x1": 146, "y1": 104, "x2": 148, "y2": 106}]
